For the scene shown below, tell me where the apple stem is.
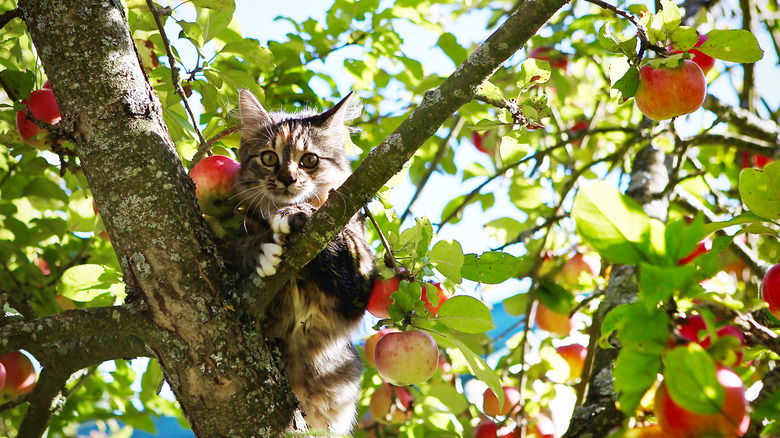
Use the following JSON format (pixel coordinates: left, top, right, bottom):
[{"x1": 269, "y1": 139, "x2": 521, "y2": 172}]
[{"x1": 363, "y1": 207, "x2": 404, "y2": 276}]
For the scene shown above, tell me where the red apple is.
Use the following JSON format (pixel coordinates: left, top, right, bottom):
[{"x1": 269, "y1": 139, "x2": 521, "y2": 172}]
[
  {"x1": 0, "y1": 351, "x2": 37, "y2": 402},
  {"x1": 16, "y1": 107, "x2": 44, "y2": 147},
  {"x1": 670, "y1": 33, "x2": 716, "y2": 74},
  {"x1": 677, "y1": 313, "x2": 706, "y2": 343},
  {"x1": 528, "y1": 47, "x2": 568, "y2": 70},
  {"x1": 655, "y1": 364, "x2": 749, "y2": 437},
  {"x1": 29, "y1": 89, "x2": 62, "y2": 125},
  {"x1": 700, "y1": 325, "x2": 746, "y2": 367},
  {"x1": 482, "y1": 385, "x2": 521, "y2": 417},
  {"x1": 557, "y1": 251, "x2": 600, "y2": 289},
  {"x1": 0, "y1": 361, "x2": 6, "y2": 391},
  {"x1": 189, "y1": 155, "x2": 241, "y2": 218},
  {"x1": 677, "y1": 239, "x2": 712, "y2": 265},
  {"x1": 421, "y1": 282, "x2": 450, "y2": 316},
  {"x1": 761, "y1": 263, "x2": 780, "y2": 320},
  {"x1": 364, "y1": 328, "x2": 399, "y2": 367},
  {"x1": 42, "y1": 81, "x2": 52, "y2": 89},
  {"x1": 368, "y1": 275, "x2": 400, "y2": 319},
  {"x1": 374, "y1": 330, "x2": 439, "y2": 386},
  {"x1": 472, "y1": 131, "x2": 492, "y2": 154},
  {"x1": 634, "y1": 59, "x2": 707, "y2": 121},
  {"x1": 534, "y1": 302, "x2": 574, "y2": 335},
  {"x1": 528, "y1": 415, "x2": 555, "y2": 438},
  {"x1": 556, "y1": 343, "x2": 587, "y2": 379},
  {"x1": 569, "y1": 120, "x2": 589, "y2": 146},
  {"x1": 369, "y1": 382, "x2": 414, "y2": 424},
  {"x1": 475, "y1": 420, "x2": 499, "y2": 438}
]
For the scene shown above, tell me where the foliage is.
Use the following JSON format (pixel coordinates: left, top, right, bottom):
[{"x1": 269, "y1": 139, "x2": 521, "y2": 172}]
[{"x1": 1, "y1": 0, "x2": 779, "y2": 436}]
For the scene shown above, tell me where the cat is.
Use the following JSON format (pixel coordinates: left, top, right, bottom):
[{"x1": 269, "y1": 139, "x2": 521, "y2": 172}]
[{"x1": 231, "y1": 89, "x2": 374, "y2": 436}]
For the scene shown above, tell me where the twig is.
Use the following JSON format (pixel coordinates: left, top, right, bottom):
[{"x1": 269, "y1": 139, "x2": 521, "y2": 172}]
[
  {"x1": 0, "y1": 7, "x2": 21, "y2": 31},
  {"x1": 582, "y1": 0, "x2": 666, "y2": 63},
  {"x1": 145, "y1": 0, "x2": 206, "y2": 148},
  {"x1": 400, "y1": 116, "x2": 465, "y2": 223},
  {"x1": 363, "y1": 207, "x2": 402, "y2": 275},
  {"x1": 191, "y1": 124, "x2": 241, "y2": 167}
]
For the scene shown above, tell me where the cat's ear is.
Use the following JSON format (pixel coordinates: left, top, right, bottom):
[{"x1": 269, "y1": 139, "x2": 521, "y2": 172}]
[
  {"x1": 314, "y1": 92, "x2": 361, "y2": 130},
  {"x1": 239, "y1": 89, "x2": 272, "y2": 129}
]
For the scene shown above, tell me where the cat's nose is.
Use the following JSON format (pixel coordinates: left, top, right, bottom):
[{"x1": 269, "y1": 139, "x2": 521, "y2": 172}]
[{"x1": 278, "y1": 173, "x2": 297, "y2": 187}]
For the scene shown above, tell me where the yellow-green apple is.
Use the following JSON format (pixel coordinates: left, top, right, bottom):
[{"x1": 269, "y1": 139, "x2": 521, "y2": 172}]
[
  {"x1": 421, "y1": 282, "x2": 450, "y2": 316},
  {"x1": 762, "y1": 263, "x2": 780, "y2": 319},
  {"x1": 556, "y1": 343, "x2": 587, "y2": 379},
  {"x1": 534, "y1": 302, "x2": 574, "y2": 335},
  {"x1": 0, "y1": 351, "x2": 37, "y2": 402},
  {"x1": 369, "y1": 382, "x2": 414, "y2": 424},
  {"x1": 475, "y1": 420, "x2": 499, "y2": 438},
  {"x1": 374, "y1": 330, "x2": 438, "y2": 386},
  {"x1": 368, "y1": 275, "x2": 399, "y2": 318},
  {"x1": 190, "y1": 155, "x2": 241, "y2": 217},
  {"x1": 670, "y1": 33, "x2": 715, "y2": 74},
  {"x1": 557, "y1": 251, "x2": 600, "y2": 289},
  {"x1": 634, "y1": 59, "x2": 706, "y2": 121},
  {"x1": 528, "y1": 47, "x2": 568, "y2": 70},
  {"x1": 364, "y1": 328, "x2": 399, "y2": 367},
  {"x1": 482, "y1": 385, "x2": 521, "y2": 417},
  {"x1": 655, "y1": 364, "x2": 749, "y2": 437}
]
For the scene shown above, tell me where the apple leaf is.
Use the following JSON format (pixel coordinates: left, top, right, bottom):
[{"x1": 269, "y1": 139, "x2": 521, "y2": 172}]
[
  {"x1": 536, "y1": 280, "x2": 574, "y2": 315},
  {"x1": 571, "y1": 181, "x2": 651, "y2": 264},
  {"x1": 608, "y1": 58, "x2": 639, "y2": 102},
  {"x1": 638, "y1": 262, "x2": 696, "y2": 308},
  {"x1": 471, "y1": 118, "x2": 511, "y2": 131},
  {"x1": 58, "y1": 264, "x2": 125, "y2": 302},
  {"x1": 664, "y1": 344, "x2": 724, "y2": 415},
  {"x1": 696, "y1": 29, "x2": 764, "y2": 63},
  {"x1": 614, "y1": 348, "x2": 662, "y2": 415},
  {"x1": 516, "y1": 58, "x2": 551, "y2": 91},
  {"x1": 476, "y1": 80, "x2": 504, "y2": 102},
  {"x1": 66, "y1": 189, "x2": 97, "y2": 233},
  {"x1": 435, "y1": 296, "x2": 495, "y2": 333},
  {"x1": 503, "y1": 292, "x2": 529, "y2": 316},
  {"x1": 430, "y1": 239, "x2": 464, "y2": 283},
  {"x1": 499, "y1": 135, "x2": 528, "y2": 165},
  {"x1": 598, "y1": 22, "x2": 637, "y2": 56},
  {"x1": 221, "y1": 40, "x2": 275, "y2": 72},
  {"x1": 508, "y1": 179, "x2": 543, "y2": 211},
  {"x1": 668, "y1": 26, "x2": 699, "y2": 51},
  {"x1": 664, "y1": 214, "x2": 705, "y2": 262},
  {"x1": 191, "y1": 0, "x2": 235, "y2": 9},
  {"x1": 739, "y1": 161, "x2": 780, "y2": 219},
  {"x1": 461, "y1": 251, "x2": 521, "y2": 284},
  {"x1": 702, "y1": 212, "x2": 766, "y2": 235}
]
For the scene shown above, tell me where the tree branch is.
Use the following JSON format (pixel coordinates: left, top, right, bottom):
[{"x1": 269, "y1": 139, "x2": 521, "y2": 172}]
[{"x1": 702, "y1": 95, "x2": 780, "y2": 149}]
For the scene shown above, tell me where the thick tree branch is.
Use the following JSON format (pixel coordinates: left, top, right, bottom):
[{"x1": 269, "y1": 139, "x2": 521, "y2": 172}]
[
  {"x1": 244, "y1": 0, "x2": 571, "y2": 315},
  {"x1": 703, "y1": 95, "x2": 780, "y2": 149}
]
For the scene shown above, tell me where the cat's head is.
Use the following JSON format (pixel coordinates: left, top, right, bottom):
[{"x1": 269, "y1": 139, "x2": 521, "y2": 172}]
[{"x1": 235, "y1": 90, "x2": 360, "y2": 219}]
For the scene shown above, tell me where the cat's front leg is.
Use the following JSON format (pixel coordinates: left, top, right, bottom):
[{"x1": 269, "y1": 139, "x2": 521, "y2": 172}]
[{"x1": 269, "y1": 204, "x2": 317, "y2": 239}]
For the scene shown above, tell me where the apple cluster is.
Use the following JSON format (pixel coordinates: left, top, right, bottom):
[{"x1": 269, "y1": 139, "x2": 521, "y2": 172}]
[
  {"x1": 0, "y1": 351, "x2": 37, "y2": 403},
  {"x1": 15, "y1": 81, "x2": 62, "y2": 150}
]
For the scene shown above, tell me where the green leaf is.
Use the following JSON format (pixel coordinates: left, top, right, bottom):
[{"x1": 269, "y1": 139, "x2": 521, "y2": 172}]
[
  {"x1": 58, "y1": 264, "x2": 125, "y2": 302},
  {"x1": 437, "y1": 32, "x2": 469, "y2": 66},
  {"x1": 702, "y1": 212, "x2": 766, "y2": 235},
  {"x1": 503, "y1": 293, "x2": 529, "y2": 316},
  {"x1": 509, "y1": 180, "x2": 543, "y2": 210},
  {"x1": 739, "y1": 161, "x2": 780, "y2": 219},
  {"x1": 461, "y1": 252, "x2": 520, "y2": 284},
  {"x1": 430, "y1": 240, "x2": 464, "y2": 283},
  {"x1": 697, "y1": 29, "x2": 764, "y2": 63},
  {"x1": 220, "y1": 40, "x2": 275, "y2": 72},
  {"x1": 191, "y1": 0, "x2": 234, "y2": 8},
  {"x1": 499, "y1": 136, "x2": 527, "y2": 165},
  {"x1": 536, "y1": 281, "x2": 574, "y2": 315},
  {"x1": 66, "y1": 189, "x2": 97, "y2": 233},
  {"x1": 608, "y1": 57, "x2": 639, "y2": 102},
  {"x1": 665, "y1": 214, "x2": 705, "y2": 262},
  {"x1": 598, "y1": 22, "x2": 637, "y2": 56},
  {"x1": 614, "y1": 348, "x2": 662, "y2": 414},
  {"x1": 516, "y1": 58, "x2": 551, "y2": 90},
  {"x1": 471, "y1": 118, "x2": 511, "y2": 131},
  {"x1": 571, "y1": 181, "x2": 651, "y2": 264},
  {"x1": 638, "y1": 263, "x2": 696, "y2": 308},
  {"x1": 435, "y1": 296, "x2": 495, "y2": 333},
  {"x1": 664, "y1": 345, "x2": 724, "y2": 415}
]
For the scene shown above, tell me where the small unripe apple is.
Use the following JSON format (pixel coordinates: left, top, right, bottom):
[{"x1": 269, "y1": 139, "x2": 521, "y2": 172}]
[
  {"x1": 762, "y1": 263, "x2": 780, "y2": 320},
  {"x1": 368, "y1": 275, "x2": 400, "y2": 318},
  {"x1": 0, "y1": 351, "x2": 37, "y2": 402},
  {"x1": 557, "y1": 251, "x2": 600, "y2": 289},
  {"x1": 634, "y1": 59, "x2": 707, "y2": 121},
  {"x1": 670, "y1": 33, "x2": 716, "y2": 74},
  {"x1": 421, "y1": 282, "x2": 450, "y2": 316},
  {"x1": 655, "y1": 364, "x2": 749, "y2": 437},
  {"x1": 475, "y1": 420, "x2": 499, "y2": 438},
  {"x1": 534, "y1": 302, "x2": 574, "y2": 335},
  {"x1": 369, "y1": 382, "x2": 414, "y2": 424},
  {"x1": 374, "y1": 330, "x2": 438, "y2": 386},
  {"x1": 556, "y1": 343, "x2": 587, "y2": 379},
  {"x1": 677, "y1": 239, "x2": 712, "y2": 265},
  {"x1": 482, "y1": 385, "x2": 521, "y2": 417},
  {"x1": 190, "y1": 155, "x2": 241, "y2": 217},
  {"x1": 364, "y1": 328, "x2": 399, "y2": 367},
  {"x1": 528, "y1": 47, "x2": 568, "y2": 70}
]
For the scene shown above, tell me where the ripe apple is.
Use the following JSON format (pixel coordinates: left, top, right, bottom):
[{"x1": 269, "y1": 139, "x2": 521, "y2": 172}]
[
  {"x1": 189, "y1": 155, "x2": 241, "y2": 218},
  {"x1": 374, "y1": 330, "x2": 439, "y2": 386},
  {"x1": 364, "y1": 328, "x2": 399, "y2": 367},
  {"x1": 16, "y1": 106, "x2": 44, "y2": 148},
  {"x1": 369, "y1": 382, "x2": 414, "y2": 424},
  {"x1": 528, "y1": 415, "x2": 555, "y2": 438},
  {"x1": 472, "y1": 131, "x2": 492, "y2": 155},
  {"x1": 677, "y1": 313, "x2": 706, "y2": 343},
  {"x1": 0, "y1": 351, "x2": 37, "y2": 402},
  {"x1": 634, "y1": 59, "x2": 707, "y2": 121},
  {"x1": 670, "y1": 33, "x2": 716, "y2": 74},
  {"x1": 482, "y1": 386, "x2": 521, "y2": 417},
  {"x1": 421, "y1": 282, "x2": 450, "y2": 316},
  {"x1": 0, "y1": 361, "x2": 6, "y2": 391},
  {"x1": 557, "y1": 251, "x2": 600, "y2": 289},
  {"x1": 761, "y1": 263, "x2": 780, "y2": 319},
  {"x1": 655, "y1": 364, "x2": 749, "y2": 437},
  {"x1": 29, "y1": 89, "x2": 62, "y2": 125},
  {"x1": 556, "y1": 343, "x2": 587, "y2": 379},
  {"x1": 368, "y1": 275, "x2": 400, "y2": 318},
  {"x1": 677, "y1": 239, "x2": 712, "y2": 265},
  {"x1": 475, "y1": 420, "x2": 499, "y2": 438},
  {"x1": 534, "y1": 302, "x2": 574, "y2": 335},
  {"x1": 528, "y1": 47, "x2": 568, "y2": 70}
]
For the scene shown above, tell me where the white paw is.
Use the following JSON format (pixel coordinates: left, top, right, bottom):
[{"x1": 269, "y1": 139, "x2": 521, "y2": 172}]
[
  {"x1": 255, "y1": 242, "x2": 283, "y2": 277},
  {"x1": 271, "y1": 214, "x2": 291, "y2": 235}
]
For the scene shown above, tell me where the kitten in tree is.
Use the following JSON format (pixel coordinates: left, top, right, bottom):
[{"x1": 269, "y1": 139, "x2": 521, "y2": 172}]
[{"x1": 231, "y1": 90, "x2": 374, "y2": 436}]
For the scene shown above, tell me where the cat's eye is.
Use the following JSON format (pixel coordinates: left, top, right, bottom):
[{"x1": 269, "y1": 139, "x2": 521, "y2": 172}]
[
  {"x1": 260, "y1": 151, "x2": 278, "y2": 166},
  {"x1": 299, "y1": 153, "x2": 319, "y2": 169}
]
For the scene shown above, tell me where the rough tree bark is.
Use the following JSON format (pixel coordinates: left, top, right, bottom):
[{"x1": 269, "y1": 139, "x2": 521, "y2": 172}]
[{"x1": 8, "y1": 0, "x2": 569, "y2": 436}]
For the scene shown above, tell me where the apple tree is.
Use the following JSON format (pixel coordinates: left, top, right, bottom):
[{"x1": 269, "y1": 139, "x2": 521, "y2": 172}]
[{"x1": 0, "y1": 0, "x2": 779, "y2": 436}]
